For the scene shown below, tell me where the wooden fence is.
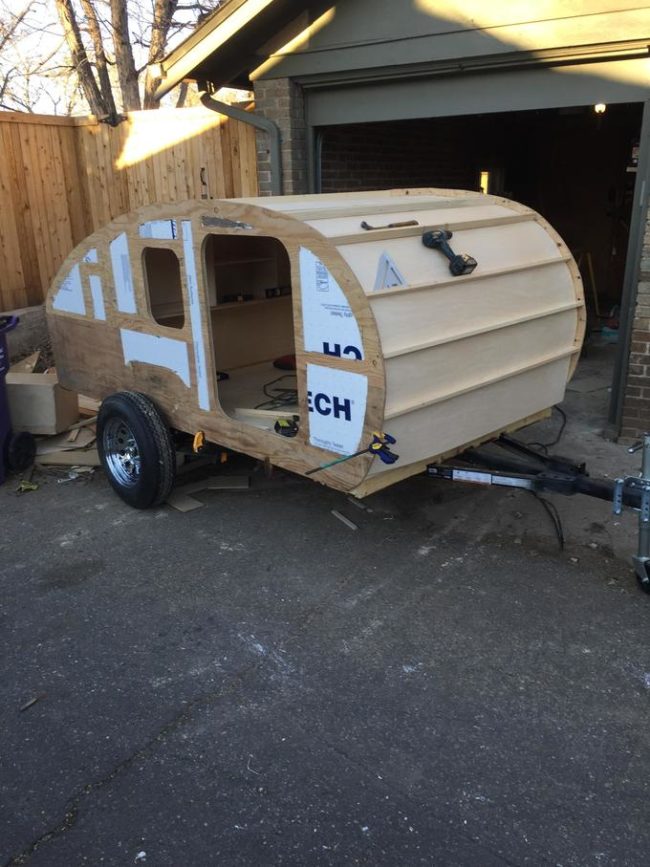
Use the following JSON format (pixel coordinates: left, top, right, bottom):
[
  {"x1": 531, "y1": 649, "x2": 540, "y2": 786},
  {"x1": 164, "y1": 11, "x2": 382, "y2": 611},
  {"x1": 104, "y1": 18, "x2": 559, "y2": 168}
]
[{"x1": 0, "y1": 106, "x2": 259, "y2": 311}]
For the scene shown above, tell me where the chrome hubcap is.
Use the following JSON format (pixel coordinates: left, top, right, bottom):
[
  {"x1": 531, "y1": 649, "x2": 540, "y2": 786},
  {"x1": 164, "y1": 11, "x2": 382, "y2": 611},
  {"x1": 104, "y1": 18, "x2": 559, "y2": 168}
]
[{"x1": 103, "y1": 418, "x2": 141, "y2": 487}]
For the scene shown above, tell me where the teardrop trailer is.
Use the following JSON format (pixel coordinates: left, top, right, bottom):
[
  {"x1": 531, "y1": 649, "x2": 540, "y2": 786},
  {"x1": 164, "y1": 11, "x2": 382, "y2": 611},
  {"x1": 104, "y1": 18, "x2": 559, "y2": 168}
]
[{"x1": 45, "y1": 189, "x2": 650, "y2": 592}]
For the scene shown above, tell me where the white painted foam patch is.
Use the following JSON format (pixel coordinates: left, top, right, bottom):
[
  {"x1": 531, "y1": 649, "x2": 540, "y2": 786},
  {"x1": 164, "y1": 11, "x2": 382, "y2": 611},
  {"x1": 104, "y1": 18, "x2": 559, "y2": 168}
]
[
  {"x1": 83, "y1": 248, "x2": 98, "y2": 264},
  {"x1": 299, "y1": 247, "x2": 364, "y2": 361},
  {"x1": 89, "y1": 274, "x2": 106, "y2": 321},
  {"x1": 120, "y1": 328, "x2": 190, "y2": 387},
  {"x1": 374, "y1": 252, "x2": 406, "y2": 290},
  {"x1": 109, "y1": 233, "x2": 137, "y2": 313},
  {"x1": 139, "y1": 220, "x2": 178, "y2": 240},
  {"x1": 182, "y1": 220, "x2": 210, "y2": 411},
  {"x1": 53, "y1": 264, "x2": 85, "y2": 315},
  {"x1": 307, "y1": 363, "x2": 368, "y2": 456}
]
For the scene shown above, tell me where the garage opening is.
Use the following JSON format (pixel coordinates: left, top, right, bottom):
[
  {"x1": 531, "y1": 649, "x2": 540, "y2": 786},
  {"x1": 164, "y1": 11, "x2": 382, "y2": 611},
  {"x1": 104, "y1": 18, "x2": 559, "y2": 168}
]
[{"x1": 318, "y1": 103, "x2": 642, "y2": 421}]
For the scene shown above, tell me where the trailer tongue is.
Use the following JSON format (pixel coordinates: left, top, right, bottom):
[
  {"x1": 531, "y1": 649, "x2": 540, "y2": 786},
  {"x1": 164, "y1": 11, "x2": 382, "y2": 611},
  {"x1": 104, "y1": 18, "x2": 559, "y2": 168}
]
[{"x1": 428, "y1": 433, "x2": 650, "y2": 594}]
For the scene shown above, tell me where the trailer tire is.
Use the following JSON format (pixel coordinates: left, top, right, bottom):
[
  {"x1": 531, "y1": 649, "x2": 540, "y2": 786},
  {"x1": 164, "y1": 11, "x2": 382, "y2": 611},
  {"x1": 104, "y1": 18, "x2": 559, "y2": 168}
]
[{"x1": 97, "y1": 391, "x2": 175, "y2": 509}]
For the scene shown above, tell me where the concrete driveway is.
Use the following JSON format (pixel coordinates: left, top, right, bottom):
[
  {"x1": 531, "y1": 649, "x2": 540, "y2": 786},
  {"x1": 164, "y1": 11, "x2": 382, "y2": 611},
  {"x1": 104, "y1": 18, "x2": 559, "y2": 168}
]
[{"x1": 2, "y1": 348, "x2": 650, "y2": 866}]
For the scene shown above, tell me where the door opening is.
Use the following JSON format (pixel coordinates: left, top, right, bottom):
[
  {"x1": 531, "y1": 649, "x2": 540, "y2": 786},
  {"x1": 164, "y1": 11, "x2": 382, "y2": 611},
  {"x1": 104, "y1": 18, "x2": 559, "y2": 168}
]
[{"x1": 202, "y1": 234, "x2": 298, "y2": 430}]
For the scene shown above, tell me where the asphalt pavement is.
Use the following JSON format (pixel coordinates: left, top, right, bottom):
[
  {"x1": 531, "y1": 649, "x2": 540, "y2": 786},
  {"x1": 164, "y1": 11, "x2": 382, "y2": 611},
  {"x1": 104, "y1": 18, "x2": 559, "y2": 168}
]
[{"x1": 2, "y1": 341, "x2": 650, "y2": 866}]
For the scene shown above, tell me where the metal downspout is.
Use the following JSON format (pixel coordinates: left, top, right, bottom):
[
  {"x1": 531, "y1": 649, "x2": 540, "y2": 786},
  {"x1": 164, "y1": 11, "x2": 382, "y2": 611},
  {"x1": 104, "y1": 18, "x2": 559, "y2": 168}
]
[{"x1": 199, "y1": 90, "x2": 283, "y2": 196}]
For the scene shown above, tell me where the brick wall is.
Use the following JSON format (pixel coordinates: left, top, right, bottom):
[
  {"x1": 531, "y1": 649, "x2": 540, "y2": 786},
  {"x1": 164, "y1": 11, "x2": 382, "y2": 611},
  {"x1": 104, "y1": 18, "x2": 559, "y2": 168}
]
[
  {"x1": 253, "y1": 78, "x2": 307, "y2": 195},
  {"x1": 620, "y1": 212, "x2": 650, "y2": 440},
  {"x1": 320, "y1": 118, "x2": 479, "y2": 192},
  {"x1": 252, "y1": 83, "x2": 482, "y2": 196}
]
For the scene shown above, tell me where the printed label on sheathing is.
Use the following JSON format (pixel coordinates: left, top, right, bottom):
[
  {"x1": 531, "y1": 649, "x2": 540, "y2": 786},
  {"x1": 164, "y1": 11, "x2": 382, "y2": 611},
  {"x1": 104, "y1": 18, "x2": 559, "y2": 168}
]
[
  {"x1": 52, "y1": 264, "x2": 86, "y2": 316},
  {"x1": 89, "y1": 274, "x2": 106, "y2": 321},
  {"x1": 120, "y1": 328, "x2": 190, "y2": 387},
  {"x1": 374, "y1": 252, "x2": 407, "y2": 290},
  {"x1": 83, "y1": 248, "x2": 98, "y2": 264},
  {"x1": 139, "y1": 220, "x2": 178, "y2": 240},
  {"x1": 299, "y1": 247, "x2": 364, "y2": 361},
  {"x1": 306, "y1": 363, "x2": 367, "y2": 456},
  {"x1": 109, "y1": 233, "x2": 137, "y2": 314}
]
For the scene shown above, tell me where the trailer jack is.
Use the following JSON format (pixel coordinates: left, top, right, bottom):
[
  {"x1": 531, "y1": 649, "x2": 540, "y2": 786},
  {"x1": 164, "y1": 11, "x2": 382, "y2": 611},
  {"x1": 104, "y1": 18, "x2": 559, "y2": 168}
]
[{"x1": 427, "y1": 432, "x2": 650, "y2": 594}]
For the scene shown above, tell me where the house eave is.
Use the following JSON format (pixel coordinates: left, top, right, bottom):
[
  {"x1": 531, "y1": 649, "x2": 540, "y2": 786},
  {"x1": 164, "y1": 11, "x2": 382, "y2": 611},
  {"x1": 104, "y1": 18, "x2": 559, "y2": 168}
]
[{"x1": 155, "y1": 0, "x2": 317, "y2": 99}]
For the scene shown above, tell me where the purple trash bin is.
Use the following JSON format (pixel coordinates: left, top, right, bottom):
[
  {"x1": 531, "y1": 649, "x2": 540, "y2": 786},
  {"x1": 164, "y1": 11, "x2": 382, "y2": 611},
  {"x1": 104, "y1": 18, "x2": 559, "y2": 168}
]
[{"x1": 0, "y1": 316, "x2": 36, "y2": 485}]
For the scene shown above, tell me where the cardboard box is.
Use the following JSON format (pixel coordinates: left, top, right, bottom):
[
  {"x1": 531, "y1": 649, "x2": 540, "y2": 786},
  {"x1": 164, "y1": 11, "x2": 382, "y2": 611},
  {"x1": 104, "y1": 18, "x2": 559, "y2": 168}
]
[{"x1": 6, "y1": 373, "x2": 79, "y2": 435}]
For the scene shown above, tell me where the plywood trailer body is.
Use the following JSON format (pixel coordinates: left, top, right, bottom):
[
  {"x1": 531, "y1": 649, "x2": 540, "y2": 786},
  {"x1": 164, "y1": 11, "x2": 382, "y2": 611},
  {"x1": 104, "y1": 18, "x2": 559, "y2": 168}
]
[{"x1": 46, "y1": 189, "x2": 585, "y2": 499}]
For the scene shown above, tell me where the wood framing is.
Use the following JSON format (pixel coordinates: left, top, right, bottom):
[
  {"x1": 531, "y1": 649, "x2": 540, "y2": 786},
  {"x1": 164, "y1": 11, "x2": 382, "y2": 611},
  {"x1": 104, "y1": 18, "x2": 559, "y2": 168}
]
[{"x1": 46, "y1": 188, "x2": 586, "y2": 496}]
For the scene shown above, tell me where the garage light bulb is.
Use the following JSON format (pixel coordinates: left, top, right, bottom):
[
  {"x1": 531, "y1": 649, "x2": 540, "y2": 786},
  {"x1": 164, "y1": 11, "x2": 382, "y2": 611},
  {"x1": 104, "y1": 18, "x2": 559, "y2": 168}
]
[{"x1": 594, "y1": 103, "x2": 607, "y2": 114}]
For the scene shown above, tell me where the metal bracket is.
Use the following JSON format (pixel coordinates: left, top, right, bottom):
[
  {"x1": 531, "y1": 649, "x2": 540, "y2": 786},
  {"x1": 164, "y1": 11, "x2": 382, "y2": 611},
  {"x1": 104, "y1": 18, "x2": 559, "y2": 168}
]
[
  {"x1": 612, "y1": 476, "x2": 650, "y2": 516},
  {"x1": 642, "y1": 486, "x2": 650, "y2": 523},
  {"x1": 613, "y1": 478, "x2": 624, "y2": 515}
]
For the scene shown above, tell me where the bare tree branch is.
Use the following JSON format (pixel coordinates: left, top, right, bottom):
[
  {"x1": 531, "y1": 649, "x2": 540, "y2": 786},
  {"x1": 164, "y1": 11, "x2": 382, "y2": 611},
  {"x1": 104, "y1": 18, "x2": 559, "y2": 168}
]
[
  {"x1": 1, "y1": 0, "x2": 224, "y2": 116},
  {"x1": 55, "y1": 0, "x2": 113, "y2": 119},
  {"x1": 109, "y1": 0, "x2": 141, "y2": 111},
  {"x1": 79, "y1": 0, "x2": 117, "y2": 118},
  {"x1": 143, "y1": 0, "x2": 177, "y2": 107},
  {"x1": 0, "y1": 2, "x2": 32, "y2": 53}
]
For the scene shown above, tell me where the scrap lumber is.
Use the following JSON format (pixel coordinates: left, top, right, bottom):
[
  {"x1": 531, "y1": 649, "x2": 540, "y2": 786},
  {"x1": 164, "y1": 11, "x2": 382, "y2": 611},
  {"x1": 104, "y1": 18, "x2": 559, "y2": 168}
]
[
  {"x1": 331, "y1": 510, "x2": 358, "y2": 531},
  {"x1": 78, "y1": 395, "x2": 101, "y2": 417},
  {"x1": 36, "y1": 449, "x2": 100, "y2": 466},
  {"x1": 165, "y1": 491, "x2": 204, "y2": 512},
  {"x1": 34, "y1": 426, "x2": 99, "y2": 467},
  {"x1": 67, "y1": 415, "x2": 97, "y2": 431},
  {"x1": 166, "y1": 475, "x2": 250, "y2": 511},
  {"x1": 36, "y1": 427, "x2": 96, "y2": 455}
]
